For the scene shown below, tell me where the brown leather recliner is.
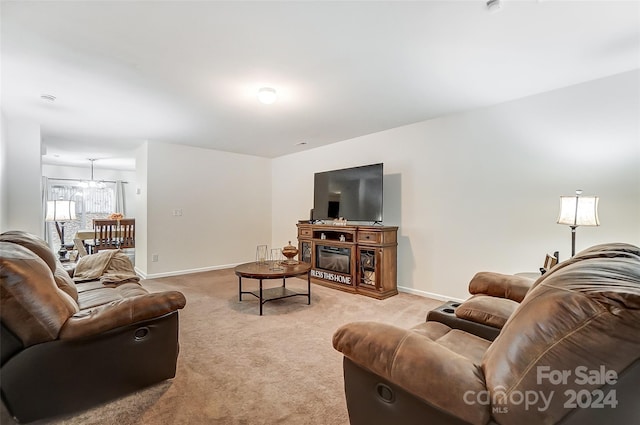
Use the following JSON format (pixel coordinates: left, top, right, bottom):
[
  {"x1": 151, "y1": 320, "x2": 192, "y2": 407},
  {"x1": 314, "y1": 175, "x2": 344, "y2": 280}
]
[
  {"x1": 426, "y1": 272, "x2": 537, "y2": 341},
  {"x1": 333, "y1": 243, "x2": 640, "y2": 425},
  {"x1": 1, "y1": 231, "x2": 187, "y2": 423}
]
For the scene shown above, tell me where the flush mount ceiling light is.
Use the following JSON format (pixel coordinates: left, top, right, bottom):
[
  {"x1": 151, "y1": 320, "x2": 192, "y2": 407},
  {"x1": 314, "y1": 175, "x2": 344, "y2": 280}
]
[{"x1": 257, "y1": 87, "x2": 277, "y2": 105}]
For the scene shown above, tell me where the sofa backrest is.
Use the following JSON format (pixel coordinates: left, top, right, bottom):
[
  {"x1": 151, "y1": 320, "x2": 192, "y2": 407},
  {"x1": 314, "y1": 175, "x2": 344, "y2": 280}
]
[
  {"x1": 481, "y1": 244, "x2": 640, "y2": 425},
  {"x1": 0, "y1": 242, "x2": 78, "y2": 347},
  {"x1": 0, "y1": 230, "x2": 58, "y2": 272},
  {"x1": 529, "y1": 242, "x2": 640, "y2": 291},
  {"x1": 1, "y1": 230, "x2": 79, "y2": 301}
]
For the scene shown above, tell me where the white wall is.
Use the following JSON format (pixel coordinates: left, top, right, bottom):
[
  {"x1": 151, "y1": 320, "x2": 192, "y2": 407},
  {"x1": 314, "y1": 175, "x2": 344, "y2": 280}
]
[
  {"x1": 135, "y1": 142, "x2": 149, "y2": 274},
  {"x1": 272, "y1": 71, "x2": 640, "y2": 300},
  {"x1": 143, "y1": 141, "x2": 272, "y2": 277},
  {"x1": 3, "y1": 72, "x2": 637, "y2": 301},
  {"x1": 3, "y1": 118, "x2": 42, "y2": 235}
]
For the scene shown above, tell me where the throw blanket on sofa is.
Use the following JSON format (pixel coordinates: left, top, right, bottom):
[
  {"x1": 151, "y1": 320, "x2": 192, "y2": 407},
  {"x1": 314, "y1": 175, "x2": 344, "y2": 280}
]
[{"x1": 73, "y1": 250, "x2": 140, "y2": 285}]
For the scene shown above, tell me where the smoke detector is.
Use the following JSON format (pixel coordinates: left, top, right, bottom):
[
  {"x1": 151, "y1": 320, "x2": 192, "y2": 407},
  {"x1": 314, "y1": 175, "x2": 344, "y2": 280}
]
[{"x1": 40, "y1": 94, "x2": 57, "y2": 102}]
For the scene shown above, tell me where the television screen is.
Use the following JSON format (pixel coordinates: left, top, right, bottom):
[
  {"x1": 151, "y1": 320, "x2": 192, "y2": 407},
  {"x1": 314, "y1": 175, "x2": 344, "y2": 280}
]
[{"x1": 312, "y1": 163, "x2": 383, "y2": 222}]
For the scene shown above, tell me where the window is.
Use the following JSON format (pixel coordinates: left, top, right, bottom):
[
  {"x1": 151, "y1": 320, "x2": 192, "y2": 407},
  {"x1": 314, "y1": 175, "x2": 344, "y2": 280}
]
[{"x1": 47, "y1": 179, "x2": 116, "y2": 248}]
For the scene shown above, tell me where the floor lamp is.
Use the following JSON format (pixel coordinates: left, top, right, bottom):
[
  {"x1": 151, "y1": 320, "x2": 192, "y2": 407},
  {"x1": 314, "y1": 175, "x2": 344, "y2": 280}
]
[
  {"x1": 46, "y1": 200, "x2": 77, "y2": 261},
  {"x1": 557, "y1": 190, "x2": 600, "y2": 257}
]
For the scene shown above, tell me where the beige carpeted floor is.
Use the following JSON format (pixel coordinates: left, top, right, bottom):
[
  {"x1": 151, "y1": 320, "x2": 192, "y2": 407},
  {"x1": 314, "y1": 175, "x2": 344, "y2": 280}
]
[{"x1": 1, "y1": 268, "x2": 442, "y2": 425}]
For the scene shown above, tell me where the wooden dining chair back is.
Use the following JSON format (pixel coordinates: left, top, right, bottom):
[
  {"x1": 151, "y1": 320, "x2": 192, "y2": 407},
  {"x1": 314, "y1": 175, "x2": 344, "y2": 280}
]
[
  {"x1": 119, "y1": 219, "x2": 135, "y2": 249},
  {"x1": 92, "y1": 219, "x2": 119, "y2": 251}
]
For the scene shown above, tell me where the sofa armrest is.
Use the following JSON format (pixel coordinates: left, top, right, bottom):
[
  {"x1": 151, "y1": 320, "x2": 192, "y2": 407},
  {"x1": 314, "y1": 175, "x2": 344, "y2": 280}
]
[
  {"x1": 332, "y1": 321, "x2": 489, "y2": 425},
  {"x1": 468, "y1": 272, "x2": 534, "y2": 303},
  {"x1": 59, "y1": 291, "x2": 186, "y2": 340}
]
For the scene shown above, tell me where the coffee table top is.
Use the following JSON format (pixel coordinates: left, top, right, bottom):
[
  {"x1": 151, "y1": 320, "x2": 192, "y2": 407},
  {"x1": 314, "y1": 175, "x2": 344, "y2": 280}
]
[{"x1": 234, "y1": 261, "x2": 311, "y2": 279}]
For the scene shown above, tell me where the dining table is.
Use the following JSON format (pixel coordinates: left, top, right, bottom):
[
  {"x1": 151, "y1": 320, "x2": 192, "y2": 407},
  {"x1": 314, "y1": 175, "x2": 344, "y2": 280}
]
[{"x1": 74, "y1": 228, "x2": 126, "y2": 254}]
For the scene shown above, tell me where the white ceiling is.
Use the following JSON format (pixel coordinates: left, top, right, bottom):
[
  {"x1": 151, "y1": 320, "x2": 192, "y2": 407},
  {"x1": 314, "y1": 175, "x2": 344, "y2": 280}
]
[{"x1": 2, "y1": 0, "x2": 639, "y2": 170}]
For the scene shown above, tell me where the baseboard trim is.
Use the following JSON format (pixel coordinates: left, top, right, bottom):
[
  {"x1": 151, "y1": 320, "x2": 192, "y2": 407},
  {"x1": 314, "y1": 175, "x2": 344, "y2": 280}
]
[
  {"x1": 134, "y1": 266, "x2": 465, "y2": 301},
  {"x1": 136, "y1": 263, "x2": 242, "y2": 280},
  {"x1": 397, "y1": 285, "x2": 465, "y2": 303}
]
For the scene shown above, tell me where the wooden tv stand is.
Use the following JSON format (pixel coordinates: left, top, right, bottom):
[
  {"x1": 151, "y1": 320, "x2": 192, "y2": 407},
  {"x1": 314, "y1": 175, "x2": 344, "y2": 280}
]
[{"x1": 296, "y1": 222, "x2": 398, "y2": 299}]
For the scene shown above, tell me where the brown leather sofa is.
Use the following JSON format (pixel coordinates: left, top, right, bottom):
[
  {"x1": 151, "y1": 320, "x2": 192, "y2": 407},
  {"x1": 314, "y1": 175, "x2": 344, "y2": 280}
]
[
  {"x1": 333, "y1": 243, "x2": 640, "y2": 425},
  {"x1": 0, "y1": 231, "x2": 187, "y2": 423}
]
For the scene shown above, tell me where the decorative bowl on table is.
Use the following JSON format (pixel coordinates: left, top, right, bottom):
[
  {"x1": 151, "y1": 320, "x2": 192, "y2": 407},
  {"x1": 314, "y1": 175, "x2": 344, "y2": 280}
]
[{"x1": 282, "y1": 241, "x2": 299, "y2": 265}]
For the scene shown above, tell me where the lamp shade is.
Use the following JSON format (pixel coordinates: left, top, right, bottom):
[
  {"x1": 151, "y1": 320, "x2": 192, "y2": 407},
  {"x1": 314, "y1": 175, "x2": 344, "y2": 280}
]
[
  {"x1": 45, "y1": 200, "x2": 77, "y2": 222},
  {"x1": 557, "y1": 195, "x2": 599, "y2": 227}
]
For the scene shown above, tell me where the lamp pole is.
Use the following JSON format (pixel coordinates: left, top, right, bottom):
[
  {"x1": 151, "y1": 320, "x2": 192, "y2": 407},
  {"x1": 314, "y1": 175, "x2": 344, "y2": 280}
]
[
  {"x1": 55, "y1": 221, "x2": 68, "y2": 261},
  {"x1": 570, "y1": 225, "x2": 577, "y2": 257},
  {"x1": 570, "y1": 190, "x2": 581, "y2": 257}
]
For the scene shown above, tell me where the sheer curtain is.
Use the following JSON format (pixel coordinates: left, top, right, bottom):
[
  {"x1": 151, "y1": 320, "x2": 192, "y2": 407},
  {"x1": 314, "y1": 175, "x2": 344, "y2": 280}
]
[
  {"x1": 115, "y1": 180, "x2": 126, "y2": 215},
  {"x1": 41, "y1": 176, "x2": 53, "y2": 247}
]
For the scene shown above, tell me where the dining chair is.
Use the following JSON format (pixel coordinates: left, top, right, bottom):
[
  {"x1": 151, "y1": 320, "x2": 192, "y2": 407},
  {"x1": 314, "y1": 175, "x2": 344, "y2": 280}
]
[
  {"x1": 119, "y1": 218, "x2": 135, "y2": 249},
  {"x1": 90, "y1": 219, "x2": 119, "y2": 252}
]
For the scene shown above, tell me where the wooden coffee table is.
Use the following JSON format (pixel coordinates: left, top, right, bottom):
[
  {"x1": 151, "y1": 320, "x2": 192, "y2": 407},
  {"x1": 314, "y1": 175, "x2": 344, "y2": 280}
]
[{"x1": 234, "y1": 261, "x2": 312, "y2": 315}]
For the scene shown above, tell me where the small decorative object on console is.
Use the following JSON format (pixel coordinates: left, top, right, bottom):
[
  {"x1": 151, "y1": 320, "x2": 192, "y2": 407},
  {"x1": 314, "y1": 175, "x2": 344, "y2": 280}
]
[{"x1": 108, "y1": 212, "x2": 124, "y2": 220}]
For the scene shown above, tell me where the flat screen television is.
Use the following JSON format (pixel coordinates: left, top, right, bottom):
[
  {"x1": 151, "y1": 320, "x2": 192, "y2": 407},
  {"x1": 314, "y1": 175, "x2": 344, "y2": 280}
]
[{"x1": 312, "y1": 163, "x2": 383, "y2": 223}]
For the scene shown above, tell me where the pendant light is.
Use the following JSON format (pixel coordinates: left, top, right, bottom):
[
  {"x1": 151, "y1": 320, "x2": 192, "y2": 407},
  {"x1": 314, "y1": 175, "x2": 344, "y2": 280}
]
[{"x1": 79, "y1": 159, "x2": 106, "y2": 188}]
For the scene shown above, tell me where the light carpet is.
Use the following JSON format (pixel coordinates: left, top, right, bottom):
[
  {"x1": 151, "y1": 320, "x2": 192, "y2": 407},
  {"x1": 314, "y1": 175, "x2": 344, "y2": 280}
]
[{"x1": 1, "y1": 268, "x2": 442, "y2": 425}]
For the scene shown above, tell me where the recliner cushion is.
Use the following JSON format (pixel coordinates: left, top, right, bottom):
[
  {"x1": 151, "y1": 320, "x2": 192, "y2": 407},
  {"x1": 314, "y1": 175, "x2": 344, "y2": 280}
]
[
  {"x1": 53, "y1": 266, "x2": 79, "y2": 302},
  {"x1": 410, "y1": 320, "x2": 450, "y2": 340},
  {"x1": 77, "y1": 282, "x2": 149, "y2": 311},
  {"x1": 0, "y1": 230, "x2": 58, "y2": 273},
  {"x1": 0, "y1": 242, "x2": 77, "y2": 346},
  {"x1": 468, "y1": 271, "x2": 534, "y2": 303},
  {"x1": 433, "y1": 328, "x2": 491, "y2": 365},
  {"x1": 410, "y1": 322, "x2": 491, "y2": 364},
  {"x1": 455, "y1": 294, "x2": 519, "y2": 329}
]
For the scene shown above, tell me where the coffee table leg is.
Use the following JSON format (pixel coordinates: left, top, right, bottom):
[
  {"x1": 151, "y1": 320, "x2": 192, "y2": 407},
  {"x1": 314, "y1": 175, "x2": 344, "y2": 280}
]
[
  {"x1": 259, "y1": 279, "x2": 263, "y2": 316},
  {"x1": 238, "y1": 276, "x2": 242, "y2": 301}
]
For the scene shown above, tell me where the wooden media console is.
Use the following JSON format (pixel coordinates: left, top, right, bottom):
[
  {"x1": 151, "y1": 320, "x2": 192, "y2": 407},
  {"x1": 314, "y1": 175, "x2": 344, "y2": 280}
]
[{"x1": 296, "y1": 222, "x2": 398, "y2": 299}]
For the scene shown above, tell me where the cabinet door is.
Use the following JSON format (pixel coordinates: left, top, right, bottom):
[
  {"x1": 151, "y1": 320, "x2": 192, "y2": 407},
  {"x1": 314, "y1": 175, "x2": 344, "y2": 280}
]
[
  {"x1": 299, "y1": 241, "x2": 312, "y2": 264},
  {"x1": 358, "y1": 248, "x2": 379, "y2": 289}
]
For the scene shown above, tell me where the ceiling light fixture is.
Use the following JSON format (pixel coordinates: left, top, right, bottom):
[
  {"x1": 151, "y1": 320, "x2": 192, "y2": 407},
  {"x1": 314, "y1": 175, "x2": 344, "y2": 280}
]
[
  {"x1": 257, "y1": 87, "x2": 277, "y2": 105},
  {"x1": 79, "y1": 158, "x2": 106, "y2": 189}
]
